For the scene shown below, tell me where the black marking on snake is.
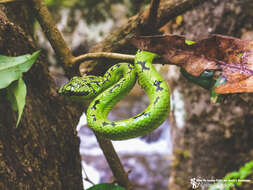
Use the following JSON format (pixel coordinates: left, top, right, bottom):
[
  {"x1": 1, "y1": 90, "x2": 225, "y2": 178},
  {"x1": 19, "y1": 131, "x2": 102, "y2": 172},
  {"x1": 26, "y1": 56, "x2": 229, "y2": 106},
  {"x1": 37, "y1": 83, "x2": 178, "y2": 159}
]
[
  {"x1": 127, "y1": 64, "x2": 134, "y2": 74},
  {"x1": 78, "y1": 90, "x2": 89, "y2": 96},
  {"x1": 90, "y1": 81, "x2": 101, "y2": 87},
  {"x1": 91, "y1": 114, "x2": 96, "y2": 121},
  {"x1": 154, "y1": 80, "x2": 163, "y2": 92},
  {"x1": 115, "y1": 64, "x2": 121, "y2": 68},
  {"x1": 110, "y1": 83, "x2": 121, "y2": 93},
  {"x1": 128, "y1": 64, "x2": 134, "y2": 70},
  {"x1": 91, "y1": 100, "x2": 100, "y2": 110},
  {"x1": 102, "y1": 122, "x2": 116, "y2": 126},
  {"x1": 110, "y1": 66, "x2": 115, "y2": 72},
  {"x1": 105, "y1": 72, "x2": 111, "y2": 80},
  {"x1": 154, "y1": 96, "x2": 160, "y2": 104},
  {"x1": 64, "y1": 89, "x2": 89, "y2": 96},
  {"x1": 137, "y1": 61, "x2": 150, "y2": 72},
  {"x1": 86, "y1": 83, "x2": 96, "y2": 93},
  {"x1": 133, "y1": 112, "x2": 150, "y2": 120},
  {"x1": 62, "y1": 90, "x2": 74, "y2": 96},
  {"x1": 88, "y1": 76, "x2": 95, "y2": 80}
]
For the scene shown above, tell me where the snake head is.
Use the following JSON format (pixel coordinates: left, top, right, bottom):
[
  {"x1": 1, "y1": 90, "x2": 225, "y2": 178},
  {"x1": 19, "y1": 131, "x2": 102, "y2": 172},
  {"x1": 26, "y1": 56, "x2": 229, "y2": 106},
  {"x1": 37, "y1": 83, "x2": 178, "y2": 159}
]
[{"x1": 58, "y1": 76, "x2": 104, "y2": 102}]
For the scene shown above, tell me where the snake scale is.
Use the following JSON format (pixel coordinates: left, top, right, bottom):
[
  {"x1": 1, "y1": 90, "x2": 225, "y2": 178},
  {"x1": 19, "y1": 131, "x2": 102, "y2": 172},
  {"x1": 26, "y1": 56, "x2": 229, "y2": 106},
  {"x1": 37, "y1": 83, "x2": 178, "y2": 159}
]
[{"x1": 58, "y1": 51, "x2": 170, "y2": 140}]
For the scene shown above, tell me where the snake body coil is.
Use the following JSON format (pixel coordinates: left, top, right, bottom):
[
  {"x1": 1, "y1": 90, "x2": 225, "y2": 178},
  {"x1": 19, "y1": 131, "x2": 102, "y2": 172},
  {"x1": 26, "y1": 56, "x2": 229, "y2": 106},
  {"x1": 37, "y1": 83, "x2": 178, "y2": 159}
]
[{"x1": 59, "y1": 51, "x2": 170, "y2": 140}]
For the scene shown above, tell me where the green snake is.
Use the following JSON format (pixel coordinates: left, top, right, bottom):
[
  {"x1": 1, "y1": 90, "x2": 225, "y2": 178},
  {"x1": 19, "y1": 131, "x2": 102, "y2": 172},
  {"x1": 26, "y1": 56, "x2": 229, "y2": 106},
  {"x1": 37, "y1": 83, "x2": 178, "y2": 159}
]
[{"x1": 58, "y1": 51, "x2": 170, "y2": 140}]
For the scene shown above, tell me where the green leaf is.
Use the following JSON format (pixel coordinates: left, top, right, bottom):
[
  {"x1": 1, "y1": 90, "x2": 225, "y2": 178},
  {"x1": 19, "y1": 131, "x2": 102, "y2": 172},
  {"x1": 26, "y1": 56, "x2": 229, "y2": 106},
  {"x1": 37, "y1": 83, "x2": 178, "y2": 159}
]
[
  {"x1": 87, "y1": 183, "x2": 125, "y2": 190},
  {"x1": 237, "y1": 52, "x2": 243, "y2": 57},
  {"x1": 180, "y1": 68, "x2": 214, "y2": 89},
  {"x1": 238, "y1": 161, "x2": 253, "y2": 179},
  {"x1": 211, "y1": 76, "x2": 226, "y2": 103},
  {"x1": 241, "y1": 161, "x2": 253, "y2": 171},
  {"x1": 185, "y1": 40, "x2": 196, "y2": 45},
  {"x1": 0, "y1": 50, "x2": 40, "y2": 89},
  {"x1": 7, "y1": 78, "x2": 27, "y2": 127},
  {"x1": 209, "y1": 161, "x2": 253, "y2": 190},
  {"x1": 224, "y1": 171, "x2": 240, "y2": 180}
]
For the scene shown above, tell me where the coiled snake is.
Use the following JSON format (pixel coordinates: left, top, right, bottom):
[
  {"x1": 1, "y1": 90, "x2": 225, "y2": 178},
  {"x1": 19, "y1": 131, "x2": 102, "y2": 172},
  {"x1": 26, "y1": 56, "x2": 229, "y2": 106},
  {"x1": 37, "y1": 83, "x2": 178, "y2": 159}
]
[{"x1": 58, "y1": 51, "x2": 170, "y2": 140}]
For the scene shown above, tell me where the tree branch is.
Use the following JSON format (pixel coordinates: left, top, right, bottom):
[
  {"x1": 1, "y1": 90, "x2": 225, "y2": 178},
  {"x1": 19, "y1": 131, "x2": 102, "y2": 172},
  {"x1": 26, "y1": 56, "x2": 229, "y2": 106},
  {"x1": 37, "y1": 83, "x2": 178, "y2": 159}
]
[
  {"x1": 147, "y1": 0, "x2": 160, "y2": 25},
  {"x1": 157, "y1": 0, "x2": 210, "y2": 28},
  {"x1": 72, "y1": 52, "x2": 166, "y2": 67},
  {"x1": 95, "y1": 134, "x2": 133, "y2": 190},
  {"x1": 72, "y1": 52, "x2": 135, "y2": 65},
  {"x1": 141, "y1": 0, "x2": 160, "y2": 35},
  {"x1": 80, "y1": 0, "x2": 210, "y2": 75},
  {"x1": 28, "y1": 0, "x2": 74, "y2": 67},
  {"x1": 0, "y1": 0, "x2": 20, "y2": 3}
]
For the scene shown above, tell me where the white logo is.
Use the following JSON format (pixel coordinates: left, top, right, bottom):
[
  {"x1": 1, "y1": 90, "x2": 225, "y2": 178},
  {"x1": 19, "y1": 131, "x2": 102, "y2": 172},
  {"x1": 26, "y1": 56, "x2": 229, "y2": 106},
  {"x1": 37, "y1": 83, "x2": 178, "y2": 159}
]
[{"x1": 190, "y1": 178, "x2": 200, "y2": 189}]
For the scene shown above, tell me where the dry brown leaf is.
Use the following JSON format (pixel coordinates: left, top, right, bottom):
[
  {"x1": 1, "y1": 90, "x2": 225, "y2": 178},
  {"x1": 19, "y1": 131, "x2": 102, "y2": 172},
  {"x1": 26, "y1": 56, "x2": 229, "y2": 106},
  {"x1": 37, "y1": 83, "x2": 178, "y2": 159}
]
[{"x1": 132, "y1": 34, "x2": 253, "y2": 94}]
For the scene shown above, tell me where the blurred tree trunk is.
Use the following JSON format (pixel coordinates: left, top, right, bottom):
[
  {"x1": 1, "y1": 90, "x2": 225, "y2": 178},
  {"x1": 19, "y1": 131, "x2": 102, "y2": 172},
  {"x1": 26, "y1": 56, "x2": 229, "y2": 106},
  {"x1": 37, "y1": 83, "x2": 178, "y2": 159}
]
[
  {"x1": 168, "y1": 0, "x2": 253, "y2": 189},
  {"x1": 0, "y1": 3, "x2": 83, "y2": 190}
]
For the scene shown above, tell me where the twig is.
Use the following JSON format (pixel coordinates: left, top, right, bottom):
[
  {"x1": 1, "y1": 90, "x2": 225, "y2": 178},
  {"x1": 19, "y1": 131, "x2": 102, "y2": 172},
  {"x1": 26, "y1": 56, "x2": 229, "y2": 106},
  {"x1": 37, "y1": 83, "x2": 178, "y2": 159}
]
[
  {"x1": 28, "y1": 0, "x2": 74, "y2": 67},
  {"x1": 0, "y1": 0, "x2": 20, "y2": 3},
  {"x1": 72, "y1": 52, "x2": 164, "y2": 67},
  {"x1": 72, "y1": 52, "x2": 135, "y2": 65},
  {"x1": 82, "y1": 165, "x2": 95, "y2": 185},
  {"x1": 95, "y1": 133, "x2": 133, "y2": 190}
]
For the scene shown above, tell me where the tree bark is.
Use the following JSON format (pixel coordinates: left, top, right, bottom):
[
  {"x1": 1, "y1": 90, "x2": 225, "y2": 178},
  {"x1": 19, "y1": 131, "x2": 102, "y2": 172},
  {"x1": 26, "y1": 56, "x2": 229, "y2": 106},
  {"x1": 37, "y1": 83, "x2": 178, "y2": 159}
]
[{"x1": 0, "y1": 3, "x2": 83, "y2": 190}]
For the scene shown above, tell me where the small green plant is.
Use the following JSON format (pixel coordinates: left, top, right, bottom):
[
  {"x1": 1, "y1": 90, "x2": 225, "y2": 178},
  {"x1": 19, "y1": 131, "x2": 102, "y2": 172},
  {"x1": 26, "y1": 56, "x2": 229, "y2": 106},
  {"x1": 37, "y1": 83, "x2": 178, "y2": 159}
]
[
  {"x1": 87, "y1": 183, "x2": 125, "y2": 190},
  {"x1": 0, "y1": 51, "x2": 40, "y2": 126},
  {"x1": 209, "y1": 161, "x2": 253, "y2": 190}
]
